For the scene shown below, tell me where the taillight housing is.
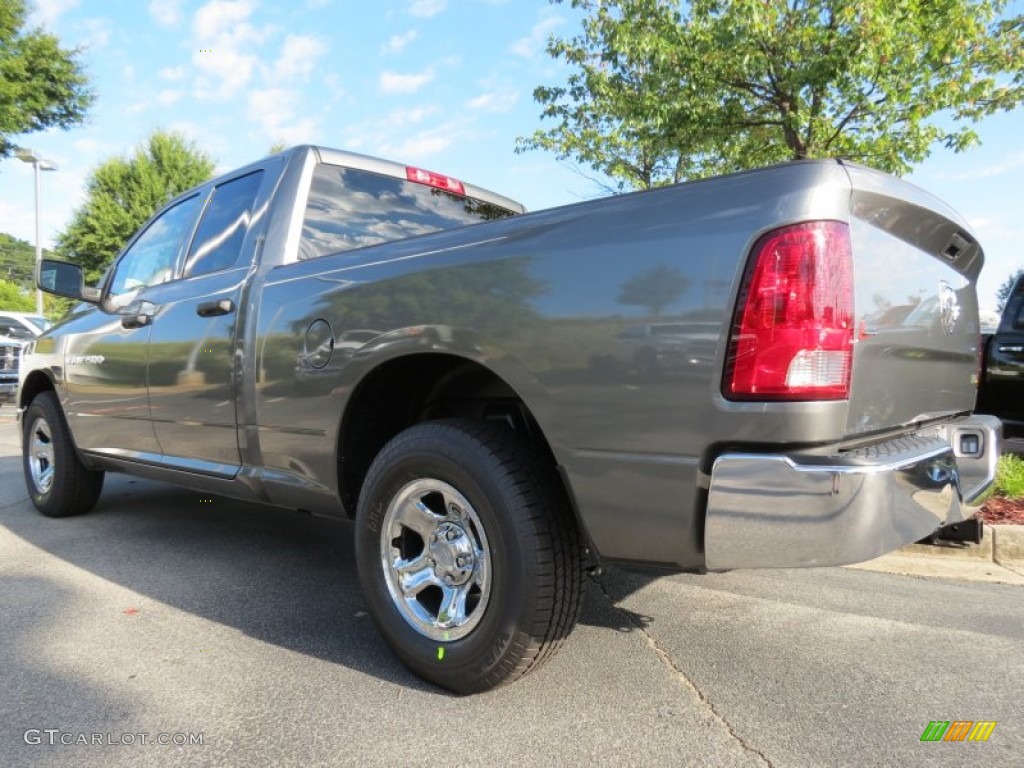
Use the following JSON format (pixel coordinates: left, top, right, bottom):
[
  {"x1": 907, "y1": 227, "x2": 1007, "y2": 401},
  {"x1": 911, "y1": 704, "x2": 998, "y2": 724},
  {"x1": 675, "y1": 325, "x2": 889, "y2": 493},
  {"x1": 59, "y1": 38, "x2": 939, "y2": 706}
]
[{"x1": 724, "y1": 221, "x2": 854, "y2": 401}]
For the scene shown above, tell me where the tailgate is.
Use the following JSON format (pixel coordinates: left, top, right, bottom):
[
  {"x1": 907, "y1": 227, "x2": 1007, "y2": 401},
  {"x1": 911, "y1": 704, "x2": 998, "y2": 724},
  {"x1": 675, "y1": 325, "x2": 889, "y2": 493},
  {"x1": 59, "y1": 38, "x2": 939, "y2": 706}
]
[{"x1": 842, "y1": 163, "x2": 982, "y2": 437}]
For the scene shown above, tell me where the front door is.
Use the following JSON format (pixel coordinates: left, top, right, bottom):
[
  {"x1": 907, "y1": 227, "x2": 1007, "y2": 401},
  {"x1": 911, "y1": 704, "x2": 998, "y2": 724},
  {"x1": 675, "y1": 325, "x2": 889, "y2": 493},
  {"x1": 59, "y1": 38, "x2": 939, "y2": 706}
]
[{"x1": 63, "y1": 193, "x2": 204, "y2": 456}]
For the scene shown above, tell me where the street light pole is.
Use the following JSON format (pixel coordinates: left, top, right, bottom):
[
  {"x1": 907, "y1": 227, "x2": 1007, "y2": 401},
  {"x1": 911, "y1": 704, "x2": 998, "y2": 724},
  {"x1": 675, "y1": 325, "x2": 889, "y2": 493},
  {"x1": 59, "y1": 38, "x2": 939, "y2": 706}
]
[{"x1": 15, "y1": 149, "x2": 58, "y2": 317}]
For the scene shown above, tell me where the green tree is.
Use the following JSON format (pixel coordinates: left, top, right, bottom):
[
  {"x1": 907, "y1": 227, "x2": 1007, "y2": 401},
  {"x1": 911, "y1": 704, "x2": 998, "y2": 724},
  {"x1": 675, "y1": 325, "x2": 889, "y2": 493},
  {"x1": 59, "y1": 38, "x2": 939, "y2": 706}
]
[
  {"x1": 996, "y1": 269, "x2": 1023, "y2": 313},
  {"x1": 0, "y1": 277, "x2": 33, "y2": 310},
  {"x1": 519, "y1": 0, "x2": 1024, "y2": 190},
  {"x1": 56, "y1": 131, "x2": 216, "y2": 282},
  {"x1": 0, "y1": 232, "x2": 36, "y2": 287},
  {"x1": 618, "y1": 264, "x2": 689, "y2": 315},
  {"x1": 0, "y1": 0, "x2": 93, "y2": 158}
]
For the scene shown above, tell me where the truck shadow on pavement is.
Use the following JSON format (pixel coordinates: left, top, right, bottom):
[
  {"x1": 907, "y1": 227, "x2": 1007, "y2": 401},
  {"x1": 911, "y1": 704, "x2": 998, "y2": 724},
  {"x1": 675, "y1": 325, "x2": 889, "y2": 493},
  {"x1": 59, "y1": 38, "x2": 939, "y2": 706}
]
[{"x1": 0, "y1": 457, "x2": 657, "y2": 694}]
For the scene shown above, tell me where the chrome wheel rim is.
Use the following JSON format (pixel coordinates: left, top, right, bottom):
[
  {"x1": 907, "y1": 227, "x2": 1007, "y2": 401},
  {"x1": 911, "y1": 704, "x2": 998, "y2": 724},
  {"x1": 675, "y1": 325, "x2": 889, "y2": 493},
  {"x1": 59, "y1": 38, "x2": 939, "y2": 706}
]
[
  {"x1": 380, "y1": 478, "x2": 492, "y2": 641},
  {"x1": 28, "y1": 416, "x2": 56, "y2": 495}
]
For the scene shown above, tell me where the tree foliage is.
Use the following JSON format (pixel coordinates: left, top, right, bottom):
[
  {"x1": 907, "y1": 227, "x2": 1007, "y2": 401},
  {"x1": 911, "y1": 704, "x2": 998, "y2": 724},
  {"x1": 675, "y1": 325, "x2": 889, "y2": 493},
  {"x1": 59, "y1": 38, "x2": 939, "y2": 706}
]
[
  {"x1": 519, "y1": 0, "x2": 1024, "y2": 190},
  {"x1": 618, "y1": 264, "x2": 689, "y2": 315},
  {"x1": 996, "y1": 269, "x2": 1023, "y2": 313},
  {"x1": 56, "y1": 131, "x2": 216, "y2": 283},
  {"x1": 0, "y1": 0, "x2": 93, "y2": 158},
  {"x1": 0, "y1": 232, "x2": 35, "y2": 287},
  {"x1": 0, "y1": 277, "x2": 33, "y2": 311}
]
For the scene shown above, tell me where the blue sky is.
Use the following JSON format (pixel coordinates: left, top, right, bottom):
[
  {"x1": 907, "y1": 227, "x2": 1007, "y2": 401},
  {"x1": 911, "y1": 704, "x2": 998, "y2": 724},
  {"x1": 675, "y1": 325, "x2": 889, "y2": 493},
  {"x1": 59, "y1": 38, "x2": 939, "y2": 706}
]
[{"x1": 0, "y1": 0, "x2": 1021, "y2": 316}]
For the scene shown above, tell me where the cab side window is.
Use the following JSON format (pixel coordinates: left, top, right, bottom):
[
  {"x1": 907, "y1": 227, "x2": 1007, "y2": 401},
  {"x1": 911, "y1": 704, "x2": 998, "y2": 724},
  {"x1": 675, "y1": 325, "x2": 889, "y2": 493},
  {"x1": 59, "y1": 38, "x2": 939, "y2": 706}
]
[
  {"x1": 184, "y1": 171, "x2": 264, "y2": 278},
  {"x1": 108, "y1": 195, "x2": 202, "y2": 301}
]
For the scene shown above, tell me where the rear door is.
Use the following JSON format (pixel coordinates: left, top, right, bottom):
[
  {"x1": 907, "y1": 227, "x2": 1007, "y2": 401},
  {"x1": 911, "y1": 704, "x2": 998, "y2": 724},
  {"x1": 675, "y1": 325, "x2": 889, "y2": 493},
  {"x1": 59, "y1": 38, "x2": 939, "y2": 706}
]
[{"x1": 146, "y1": 169, "x2": 267, "y2": 473}]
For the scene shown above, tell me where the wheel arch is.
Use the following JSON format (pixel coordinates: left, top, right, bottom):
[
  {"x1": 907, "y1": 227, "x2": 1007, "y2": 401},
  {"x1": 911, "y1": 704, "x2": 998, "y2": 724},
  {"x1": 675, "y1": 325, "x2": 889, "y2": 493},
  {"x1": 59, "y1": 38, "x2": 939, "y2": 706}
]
[
  {"x1": 19, "y1": 369, "x2": 57, "y2": 410},
  {"x1": 336, "y1": 352, "x2": 574, "y2": 524}
]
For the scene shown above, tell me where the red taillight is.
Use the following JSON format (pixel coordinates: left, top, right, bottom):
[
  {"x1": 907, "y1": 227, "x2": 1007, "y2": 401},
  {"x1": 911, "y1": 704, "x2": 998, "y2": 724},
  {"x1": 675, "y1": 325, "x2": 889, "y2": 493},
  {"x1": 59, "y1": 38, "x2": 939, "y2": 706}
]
[
  {"x1": 724, "y1": 221, "x2": 854, "y2": 401},
  {"x1": 406, "y1": 166, "x2": 466, "y2": 196}
]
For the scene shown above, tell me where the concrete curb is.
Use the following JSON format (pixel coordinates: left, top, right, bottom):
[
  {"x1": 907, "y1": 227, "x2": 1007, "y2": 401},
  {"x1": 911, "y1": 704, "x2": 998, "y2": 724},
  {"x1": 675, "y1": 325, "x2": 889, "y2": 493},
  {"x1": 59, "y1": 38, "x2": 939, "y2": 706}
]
[
  {"x1": 848, "y1": 524, "x2": 1024, "y2": 585},
  {"x1": 992, "y1": 524, "x2": 1024, "y2": 567},
  {"x1": 898, "y1": 524, "x2": 1024, "y2": 566}
]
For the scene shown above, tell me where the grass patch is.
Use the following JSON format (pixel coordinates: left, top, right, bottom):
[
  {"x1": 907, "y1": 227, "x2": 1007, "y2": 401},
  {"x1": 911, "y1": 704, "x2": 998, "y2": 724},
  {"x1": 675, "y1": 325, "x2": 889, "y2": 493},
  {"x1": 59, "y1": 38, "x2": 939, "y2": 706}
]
[{"x1": 994, "y1": 454, "x2": 1024, "y2": 499}]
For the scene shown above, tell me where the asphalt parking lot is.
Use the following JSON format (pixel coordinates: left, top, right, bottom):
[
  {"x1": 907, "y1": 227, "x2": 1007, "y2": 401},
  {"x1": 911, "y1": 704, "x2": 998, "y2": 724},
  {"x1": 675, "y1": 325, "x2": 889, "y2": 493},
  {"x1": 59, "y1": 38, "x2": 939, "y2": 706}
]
[{"x1": 1, "y1": 413, "x2": 1022, "y2": 767}]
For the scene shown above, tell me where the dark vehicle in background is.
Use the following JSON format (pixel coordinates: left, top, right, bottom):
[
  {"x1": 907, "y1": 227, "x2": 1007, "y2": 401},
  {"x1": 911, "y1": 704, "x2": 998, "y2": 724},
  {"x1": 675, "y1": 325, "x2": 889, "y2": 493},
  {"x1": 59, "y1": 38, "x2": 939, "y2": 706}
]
[
  {"x1": 17, "y1": 146, "x2": 999, "y2": 694},
  {"x1": 977, "y1": 274, "x2": 1024, "y2": 439}
]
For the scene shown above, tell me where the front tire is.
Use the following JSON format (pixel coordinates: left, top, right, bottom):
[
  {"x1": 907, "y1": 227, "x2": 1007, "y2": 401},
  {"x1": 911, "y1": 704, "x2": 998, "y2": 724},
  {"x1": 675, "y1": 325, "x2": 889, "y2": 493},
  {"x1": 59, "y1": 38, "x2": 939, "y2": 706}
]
[
  {"x1": 355, "y1": 419, "x2": 583, "y2": 694},
  {"x1": 23, "y1": 391, "x2": 104, "y2": 517}
]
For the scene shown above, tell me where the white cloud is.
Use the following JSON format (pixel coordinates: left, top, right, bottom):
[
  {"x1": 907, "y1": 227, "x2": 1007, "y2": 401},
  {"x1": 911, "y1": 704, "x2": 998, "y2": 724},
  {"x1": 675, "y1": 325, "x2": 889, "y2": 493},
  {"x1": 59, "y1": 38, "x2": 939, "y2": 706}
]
[
  {"x1": 408, "y1": 0, "x2": 446, "y2": 18},
  {"x1": 149, "y1": 0, "x2": 183, "y2": 27},
  {"x1": 191, "y1": 0, "x2": 266, "y2": 98},
  {"x1": 945, "y1": 151, "x2": 1024, "y2": 181},
  {"x1": 390, "y1": 105, "x2": 440, "y2": 125},
  {"x1": 379, "y1": 69, "x2": 434, "y2": 94},
  {"x1": 510, "y1": 13, "x2": 564, "y2": 58},
  {"x1": 272, "y1": 34, "x2": 328, "y2": 82},
  {"x1": 247, "y1": 89, "x2": 319, "y2": 145},
  {"x1": 383, "y1": 29, "x2": 418, "y2": 54},
  {"x1": 157, "y1": 90, "x2": 183, "y2": 105},
  {"x1": 382, "y1": 123, "x2": 463, "y2": 161},
  {"x1": 168, "y1": 121, "x2": 203, "y2": 142},
  {"x1": 159, "y1": 66, "x2": 187, "y2": 81},
  {"x1": 79, "y1": 18, "x2": 111, "y2": 48},
  {"x1": 387, "y1": 132, "x2": 452, "y2": 159},
  {"x1": 466, "y1": 90, "x2": 519, "y2": 113},
  {"x1": 31, "y1": 0, "x2": 79, "y2": 26},
  {"x1": 194, "y1": 0, "x2": 257, "y2": 39}
]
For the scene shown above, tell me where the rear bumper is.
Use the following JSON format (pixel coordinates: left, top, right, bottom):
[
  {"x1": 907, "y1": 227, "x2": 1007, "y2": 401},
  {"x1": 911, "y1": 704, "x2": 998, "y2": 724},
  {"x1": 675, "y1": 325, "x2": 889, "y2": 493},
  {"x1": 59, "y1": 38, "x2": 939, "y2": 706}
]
[{"x1": 704, "y1": 415, "x2": 1001, "y2": 570}]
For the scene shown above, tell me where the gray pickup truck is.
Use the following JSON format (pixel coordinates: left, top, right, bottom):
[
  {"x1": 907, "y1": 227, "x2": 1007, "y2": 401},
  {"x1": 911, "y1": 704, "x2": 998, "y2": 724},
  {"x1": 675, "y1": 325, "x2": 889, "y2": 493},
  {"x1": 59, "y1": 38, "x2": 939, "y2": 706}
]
[{"x1": 18, "y1": 146, "x2": 1000, "y2": 693}]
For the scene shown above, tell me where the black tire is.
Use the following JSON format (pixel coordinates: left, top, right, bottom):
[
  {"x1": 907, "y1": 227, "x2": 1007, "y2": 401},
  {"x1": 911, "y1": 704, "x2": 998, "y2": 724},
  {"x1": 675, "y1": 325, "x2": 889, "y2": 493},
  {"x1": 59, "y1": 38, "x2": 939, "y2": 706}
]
[
  {"x1": 23, "y1": 391, "x2": 104, "y2": 518},
  {"x1": 355, "y1": 419, "x2": 583, "y2": 694}
]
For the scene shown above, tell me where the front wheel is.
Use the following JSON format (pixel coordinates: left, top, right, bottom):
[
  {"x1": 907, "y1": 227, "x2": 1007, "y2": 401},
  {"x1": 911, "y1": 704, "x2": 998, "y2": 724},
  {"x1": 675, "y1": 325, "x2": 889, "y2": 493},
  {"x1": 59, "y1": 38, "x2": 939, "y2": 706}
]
[
  {"x1": 355, "y1": 419, "x2": 583, "y2": 694},
  {"x1": 23, "y1": 391, "x2": 104, "y2": 517}
]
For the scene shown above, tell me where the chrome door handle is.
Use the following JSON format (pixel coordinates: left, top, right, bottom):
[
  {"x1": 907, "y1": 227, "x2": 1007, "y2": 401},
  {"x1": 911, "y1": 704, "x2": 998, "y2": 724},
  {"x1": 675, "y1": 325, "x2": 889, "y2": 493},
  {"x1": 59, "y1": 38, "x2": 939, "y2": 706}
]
[
  {"x1": 121, "y1": 314, "x2": 151, "y2": 329},
  {"x1": 197, "y1": 299, "x2": 234, "y2": 317}
]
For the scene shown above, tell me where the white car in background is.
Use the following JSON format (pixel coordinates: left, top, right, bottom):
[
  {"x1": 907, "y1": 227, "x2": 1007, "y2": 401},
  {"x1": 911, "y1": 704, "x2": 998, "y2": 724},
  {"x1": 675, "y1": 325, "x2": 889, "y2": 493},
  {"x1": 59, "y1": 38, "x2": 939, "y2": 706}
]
[
  {"x1": 0, "y1": 311, "x2": 50, "y2": 340},
  {"x1": 0, "y1": 312, "x2": 49, "y2": 406},
  {"x1": 0, "y1": 335, "x2": 21, "y2": 406}
]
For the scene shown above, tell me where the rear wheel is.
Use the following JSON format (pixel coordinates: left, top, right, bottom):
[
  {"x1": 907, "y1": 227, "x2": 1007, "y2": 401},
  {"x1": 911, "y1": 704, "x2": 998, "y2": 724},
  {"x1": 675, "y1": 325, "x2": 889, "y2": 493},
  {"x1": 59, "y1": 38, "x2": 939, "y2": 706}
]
[
  {"x1": 355, "y1": 419, "x2": 583, "y2": 694},
  {"x1": 23, "y1": 392, "x2": 104, "y2": 517}
]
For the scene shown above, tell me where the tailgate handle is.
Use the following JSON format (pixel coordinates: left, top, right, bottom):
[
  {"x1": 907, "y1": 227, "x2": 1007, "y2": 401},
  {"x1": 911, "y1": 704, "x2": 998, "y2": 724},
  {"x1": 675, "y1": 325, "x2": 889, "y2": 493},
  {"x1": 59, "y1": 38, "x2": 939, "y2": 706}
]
[
  {"x1": 998, "y1": 344, "x2": 1024, "y2": 354},
  {"x1": 197, "y1": 299, "x2": 234, "y2": 317}
]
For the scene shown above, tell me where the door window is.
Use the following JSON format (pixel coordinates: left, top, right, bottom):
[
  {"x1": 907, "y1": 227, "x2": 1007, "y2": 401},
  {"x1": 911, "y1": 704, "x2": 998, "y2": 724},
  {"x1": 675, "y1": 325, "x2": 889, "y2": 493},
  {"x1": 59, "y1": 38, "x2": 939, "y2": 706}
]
[
  {"x1": 185, "y1": 171, "x2": 264, "y2": 277},
  {"x1": 108, "y1": 195, "x2": 202, "y2": 302}
]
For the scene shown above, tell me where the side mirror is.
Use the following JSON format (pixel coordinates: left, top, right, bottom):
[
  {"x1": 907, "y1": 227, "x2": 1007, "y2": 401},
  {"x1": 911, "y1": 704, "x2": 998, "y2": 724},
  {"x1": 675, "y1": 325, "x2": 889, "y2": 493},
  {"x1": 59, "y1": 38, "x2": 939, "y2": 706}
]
[{"x1": 37, "y1": 259, "x2": 101, "y2": 304}]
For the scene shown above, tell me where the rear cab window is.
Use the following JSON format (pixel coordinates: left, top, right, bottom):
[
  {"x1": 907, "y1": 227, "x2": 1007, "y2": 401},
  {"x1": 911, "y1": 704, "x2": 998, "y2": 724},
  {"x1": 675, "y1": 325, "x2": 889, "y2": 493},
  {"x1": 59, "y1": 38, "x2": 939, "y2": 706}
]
[{"x1": 299, "y1": 163, "x2": 520, "y2": 261}]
